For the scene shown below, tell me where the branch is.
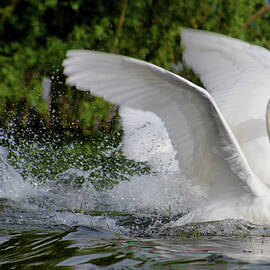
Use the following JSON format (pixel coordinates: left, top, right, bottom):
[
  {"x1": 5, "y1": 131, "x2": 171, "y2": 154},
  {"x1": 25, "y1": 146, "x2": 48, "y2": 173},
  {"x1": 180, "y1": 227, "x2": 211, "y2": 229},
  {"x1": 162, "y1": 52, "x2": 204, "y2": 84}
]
[
  {"x1": 112, "y1": 0, "x2": 128, "y2": 53},
  {"x1": 241, "y1": 4, "x2": 270, "y2": 30}
]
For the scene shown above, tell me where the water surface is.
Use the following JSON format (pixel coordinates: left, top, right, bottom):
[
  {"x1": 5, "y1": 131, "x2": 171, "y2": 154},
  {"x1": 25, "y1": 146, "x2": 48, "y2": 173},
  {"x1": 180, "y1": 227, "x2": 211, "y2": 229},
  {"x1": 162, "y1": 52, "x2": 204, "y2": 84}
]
[{"x1": 1, "y1": 132, "x2": 270, "y2": 269}]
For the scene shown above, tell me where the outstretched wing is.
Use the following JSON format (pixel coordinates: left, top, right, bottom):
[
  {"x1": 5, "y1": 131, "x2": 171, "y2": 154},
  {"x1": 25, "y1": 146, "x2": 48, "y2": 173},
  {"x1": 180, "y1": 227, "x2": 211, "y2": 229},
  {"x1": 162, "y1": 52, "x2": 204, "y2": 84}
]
[
  {"x1": 181, "y1": 28, "x2": 270, "y2": 187},
  {"x1": 63, "y1": 50, "x2": 265, "y2": 198}
]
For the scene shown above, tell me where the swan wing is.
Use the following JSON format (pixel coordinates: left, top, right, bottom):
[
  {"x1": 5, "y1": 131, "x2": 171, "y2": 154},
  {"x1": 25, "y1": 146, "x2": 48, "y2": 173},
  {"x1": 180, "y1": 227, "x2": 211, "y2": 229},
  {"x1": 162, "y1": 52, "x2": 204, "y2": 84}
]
[
  {"x1": 181, "y1": 28, "x2": 270, "y2": 186},
  {"x1": 181, "y1": 28, "x2": 270, "y2": 140},
  {"x1": 63, "y1": 50, "x2": 264, "y2": 197}
]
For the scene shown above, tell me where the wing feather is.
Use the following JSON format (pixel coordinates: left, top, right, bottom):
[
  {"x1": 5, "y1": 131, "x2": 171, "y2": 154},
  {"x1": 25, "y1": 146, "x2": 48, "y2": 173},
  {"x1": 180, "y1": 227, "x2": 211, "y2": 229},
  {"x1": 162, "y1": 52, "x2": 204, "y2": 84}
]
[
  {"x1": 181, "y1": 28, "x2": 270, "y2": 126},
  {"x1": 181, "y1": 28, "x2": 270, "y2": 187},
  {"x1": 63, "y1": 50, "x2": 266, "y2": 198}
]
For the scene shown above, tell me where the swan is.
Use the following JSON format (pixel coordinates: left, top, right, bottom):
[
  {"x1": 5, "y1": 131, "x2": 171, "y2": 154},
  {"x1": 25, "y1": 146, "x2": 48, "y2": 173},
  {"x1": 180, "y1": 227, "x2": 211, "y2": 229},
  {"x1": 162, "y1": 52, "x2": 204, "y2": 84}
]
[{"x1": 62, "y1": 28, "x2": 270, "y2": 224}]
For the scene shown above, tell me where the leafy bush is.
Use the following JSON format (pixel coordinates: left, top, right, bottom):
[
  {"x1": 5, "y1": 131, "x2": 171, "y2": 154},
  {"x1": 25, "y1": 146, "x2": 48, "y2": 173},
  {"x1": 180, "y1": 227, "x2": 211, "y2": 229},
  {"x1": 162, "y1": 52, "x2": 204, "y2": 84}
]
[
  {"x1": 0, "y1": 0, "x2": 269, "y2": 188},
  {"x1": 0, "y1": 0, "x2": 269, "y2": 125}
]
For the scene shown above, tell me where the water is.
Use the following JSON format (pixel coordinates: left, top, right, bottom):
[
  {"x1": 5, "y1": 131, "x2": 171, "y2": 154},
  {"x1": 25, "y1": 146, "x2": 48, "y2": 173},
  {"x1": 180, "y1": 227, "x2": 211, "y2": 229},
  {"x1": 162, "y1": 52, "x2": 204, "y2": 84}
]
[
  {"x1": 1, "y1": 123, "x2": 270, "y2": 269},
  {"x1": 2, "y1": 163, "x2": 270, "y2": 269},
  {"x1": 1, "y1": 227, "x2": 270, "y2": 269}
]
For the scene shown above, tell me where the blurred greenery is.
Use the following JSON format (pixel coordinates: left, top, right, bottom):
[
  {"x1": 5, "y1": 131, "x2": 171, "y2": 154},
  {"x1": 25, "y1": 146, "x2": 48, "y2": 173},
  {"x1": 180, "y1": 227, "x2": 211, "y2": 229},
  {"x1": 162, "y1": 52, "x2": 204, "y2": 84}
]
[
  {"x1": 0, "y1": 0, "x2": 269, "y2": 188},
  {"x1": 0, "y1": 0, "x2": 269, "y2": 132}
]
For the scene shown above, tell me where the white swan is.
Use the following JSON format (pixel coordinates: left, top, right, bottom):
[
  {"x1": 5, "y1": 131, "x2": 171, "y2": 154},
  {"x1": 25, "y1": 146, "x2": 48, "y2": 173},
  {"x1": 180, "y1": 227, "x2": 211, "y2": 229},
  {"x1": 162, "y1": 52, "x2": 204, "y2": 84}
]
[{"x1": 63, "y1": 29, "x2": 270, "y2": 224}]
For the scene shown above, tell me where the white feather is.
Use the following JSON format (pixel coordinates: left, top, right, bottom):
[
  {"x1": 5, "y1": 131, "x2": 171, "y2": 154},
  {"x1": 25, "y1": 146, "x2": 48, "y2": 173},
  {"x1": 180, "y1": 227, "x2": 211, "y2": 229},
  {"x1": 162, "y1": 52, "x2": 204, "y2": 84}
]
[
  {"x1": 181, "y1": 28, "x2": 270, "y2": 188},
  {"x1": 120, "y1": 107, "x2": 179, "y2": 174},
  {"x1": 63, "y1": 48, "x2": 268, "y2": 204}
]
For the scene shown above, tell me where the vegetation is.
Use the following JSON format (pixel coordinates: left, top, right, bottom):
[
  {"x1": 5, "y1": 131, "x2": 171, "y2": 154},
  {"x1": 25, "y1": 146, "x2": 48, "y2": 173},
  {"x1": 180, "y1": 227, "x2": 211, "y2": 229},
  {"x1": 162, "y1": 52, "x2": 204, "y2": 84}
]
[
  {"x1": 1, "y1": 0, "x2": 269, "y2": 123},
  {"x1": 0, "y1": 0, "x2": 269, "y2": 187}
]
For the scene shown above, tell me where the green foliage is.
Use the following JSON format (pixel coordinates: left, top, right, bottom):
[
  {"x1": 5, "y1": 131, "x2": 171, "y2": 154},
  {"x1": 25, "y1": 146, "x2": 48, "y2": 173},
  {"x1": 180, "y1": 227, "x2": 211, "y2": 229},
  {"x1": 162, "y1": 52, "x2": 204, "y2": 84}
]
[
  {"x1": 0, "y1": 0, "x2": 269, "y2": 187},
  {"x1": 1, "y1": 0, "x2": 269, "y2": 119}
]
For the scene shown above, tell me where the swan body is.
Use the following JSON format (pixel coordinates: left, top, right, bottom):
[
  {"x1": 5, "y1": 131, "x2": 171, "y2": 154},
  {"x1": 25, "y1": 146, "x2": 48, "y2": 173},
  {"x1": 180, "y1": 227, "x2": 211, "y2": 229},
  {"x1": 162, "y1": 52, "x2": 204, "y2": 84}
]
[{"x1": 63, "y1": 29, "x2": 270, "y2": 224}]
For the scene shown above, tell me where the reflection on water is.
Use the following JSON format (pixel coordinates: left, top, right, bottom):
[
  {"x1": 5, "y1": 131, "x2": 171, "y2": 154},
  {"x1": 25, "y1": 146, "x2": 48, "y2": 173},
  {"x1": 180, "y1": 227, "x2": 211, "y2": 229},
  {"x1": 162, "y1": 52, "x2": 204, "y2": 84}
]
[{"x1": 1, "y1": 226, "x2": 270, "y2": 269}]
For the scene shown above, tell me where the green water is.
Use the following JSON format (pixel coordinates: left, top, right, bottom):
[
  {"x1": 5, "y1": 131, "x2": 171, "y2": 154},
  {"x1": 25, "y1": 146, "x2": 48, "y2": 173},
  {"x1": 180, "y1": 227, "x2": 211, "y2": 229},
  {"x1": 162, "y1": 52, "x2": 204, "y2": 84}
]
[{"x1": 1, "y1": 225, "x2": 270, "y2": 269}]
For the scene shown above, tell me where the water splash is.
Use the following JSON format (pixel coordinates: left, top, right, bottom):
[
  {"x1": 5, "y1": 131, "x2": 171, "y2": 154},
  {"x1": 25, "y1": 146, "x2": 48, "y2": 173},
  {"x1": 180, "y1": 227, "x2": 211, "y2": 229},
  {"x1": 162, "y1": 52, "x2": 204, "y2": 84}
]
[{"x1": 1, "y1": 111, "x2": 270, "y2": 237}]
